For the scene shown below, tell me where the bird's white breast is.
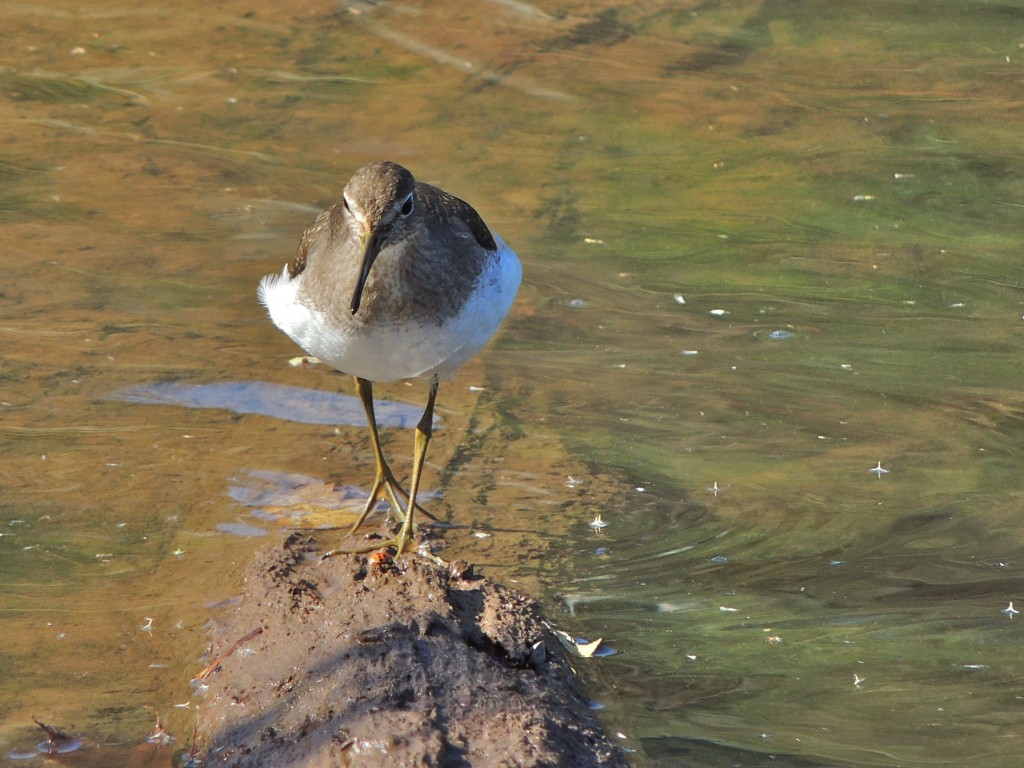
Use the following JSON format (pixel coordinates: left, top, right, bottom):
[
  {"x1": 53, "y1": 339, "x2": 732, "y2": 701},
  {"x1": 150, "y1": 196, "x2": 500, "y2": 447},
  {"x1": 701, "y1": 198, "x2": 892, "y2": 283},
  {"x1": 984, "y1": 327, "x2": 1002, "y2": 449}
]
[{"x1": 258, "y1": 235, "x2": 521, "y2": 383}]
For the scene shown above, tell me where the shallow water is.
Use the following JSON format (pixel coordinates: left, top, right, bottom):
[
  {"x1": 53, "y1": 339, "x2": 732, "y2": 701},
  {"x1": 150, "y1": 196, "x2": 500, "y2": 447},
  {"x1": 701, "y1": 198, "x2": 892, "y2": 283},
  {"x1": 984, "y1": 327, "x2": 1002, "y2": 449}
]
[{"x1": 3, "y1": 0, "x2": 1024, "y2": 765}]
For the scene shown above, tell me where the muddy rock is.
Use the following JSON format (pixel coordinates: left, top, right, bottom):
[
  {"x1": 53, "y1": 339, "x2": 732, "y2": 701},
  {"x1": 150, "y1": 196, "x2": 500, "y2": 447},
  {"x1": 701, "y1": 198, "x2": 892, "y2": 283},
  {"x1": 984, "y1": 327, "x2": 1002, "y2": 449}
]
[{"x1": 197, "y1": 532, "x2": 627, "y2": 767}]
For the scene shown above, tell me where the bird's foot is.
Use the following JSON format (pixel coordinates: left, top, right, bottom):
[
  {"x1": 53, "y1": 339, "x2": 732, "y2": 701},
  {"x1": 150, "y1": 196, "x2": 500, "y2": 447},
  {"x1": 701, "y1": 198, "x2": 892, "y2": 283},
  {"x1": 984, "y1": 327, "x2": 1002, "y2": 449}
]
[
  {"x1": 380, "y1": 478, "x2": 440, "y2": 524},
  {"x1": 347, "y1": 469, "x2": 437, "y2": 534}
]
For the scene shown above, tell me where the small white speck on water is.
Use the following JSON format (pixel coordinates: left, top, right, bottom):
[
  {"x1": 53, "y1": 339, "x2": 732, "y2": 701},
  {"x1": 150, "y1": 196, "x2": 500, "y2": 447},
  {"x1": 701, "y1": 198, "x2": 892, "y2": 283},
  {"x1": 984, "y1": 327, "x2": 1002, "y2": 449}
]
[
  {"x1": 568, "y1": 298, "x2": 587, "y2": 308},
  {"x1": 681, "y1": 349, "x2": 699, "y2": 356},
  {"x1": 1003, "y1": 601, "x2": 1019, "y2": 618},
  {"x1": 589, "y1": 514, "x2": 608, "y2": 530},
  {"x1": 673, "y1": 294, "x2": 686, "y2": 305},
  {"x1": 869, "y1": 461, "x2": 889, "y2": 476},
  {"x1": 853, "y1": 194, "x2": 875, "y2": 201},
  {"x1": 583, "y1": 237, "x2": 604, "y2": 245},
  {"x1": 709, "y1": 308, "x2": 728, "y2": 316}
]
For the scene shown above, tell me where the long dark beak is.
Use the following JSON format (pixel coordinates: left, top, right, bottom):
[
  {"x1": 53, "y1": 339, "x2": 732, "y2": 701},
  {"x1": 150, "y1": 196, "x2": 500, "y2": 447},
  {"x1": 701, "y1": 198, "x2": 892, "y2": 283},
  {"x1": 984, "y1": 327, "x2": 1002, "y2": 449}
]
[{"x1": 350, "y1": 228, "x2": 384, "y2": 315}]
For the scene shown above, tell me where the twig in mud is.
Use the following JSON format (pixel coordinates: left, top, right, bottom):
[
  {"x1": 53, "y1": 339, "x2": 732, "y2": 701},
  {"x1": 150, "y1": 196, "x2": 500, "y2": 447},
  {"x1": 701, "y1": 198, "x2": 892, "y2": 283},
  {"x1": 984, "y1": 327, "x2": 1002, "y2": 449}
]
[
  {"x1": 145, "y1": 712, "x2": 174, "y2": 745},
  {"x1": 32, "y1": 717, "x2": 83, "y2": 754},
  {"x1": 193, "y1": 627, "x2": 263, "y2": 682},
  {"x1": 33, "y1": 718, "x2": 71, "y2": 743},
  {"x1": 182, "y1": 715, "x2": 202, "y2": 768}
]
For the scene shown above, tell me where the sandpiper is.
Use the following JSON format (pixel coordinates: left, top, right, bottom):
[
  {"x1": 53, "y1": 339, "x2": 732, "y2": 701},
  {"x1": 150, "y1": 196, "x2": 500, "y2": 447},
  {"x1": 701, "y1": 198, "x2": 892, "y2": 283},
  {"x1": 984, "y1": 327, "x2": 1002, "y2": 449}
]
[{"x1": 258, "y1": 161, "x2": 521, "y2": 555}]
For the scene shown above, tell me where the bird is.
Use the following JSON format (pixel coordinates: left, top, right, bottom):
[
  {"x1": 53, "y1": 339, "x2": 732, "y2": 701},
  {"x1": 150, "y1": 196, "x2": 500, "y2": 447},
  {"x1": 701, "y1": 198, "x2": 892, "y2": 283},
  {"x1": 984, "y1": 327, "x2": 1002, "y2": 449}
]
[{"x1": 258, "y1": 161, "x2": 521, "y2": 555}]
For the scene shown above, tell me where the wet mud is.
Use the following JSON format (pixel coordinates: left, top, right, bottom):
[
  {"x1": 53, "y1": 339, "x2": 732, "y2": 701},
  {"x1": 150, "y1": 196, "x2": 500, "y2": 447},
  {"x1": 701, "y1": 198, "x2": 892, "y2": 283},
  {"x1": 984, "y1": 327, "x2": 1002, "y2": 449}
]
[{"x1": 197, "y1": 530, "x2": 627, "y2": 767}]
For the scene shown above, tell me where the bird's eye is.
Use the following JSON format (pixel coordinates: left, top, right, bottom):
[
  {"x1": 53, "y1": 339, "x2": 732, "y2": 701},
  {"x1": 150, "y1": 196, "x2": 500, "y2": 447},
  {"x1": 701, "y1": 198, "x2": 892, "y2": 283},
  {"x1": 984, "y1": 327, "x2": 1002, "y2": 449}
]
[{"x1": 400, "y1": 194, "x2": 414, "y2": 217}]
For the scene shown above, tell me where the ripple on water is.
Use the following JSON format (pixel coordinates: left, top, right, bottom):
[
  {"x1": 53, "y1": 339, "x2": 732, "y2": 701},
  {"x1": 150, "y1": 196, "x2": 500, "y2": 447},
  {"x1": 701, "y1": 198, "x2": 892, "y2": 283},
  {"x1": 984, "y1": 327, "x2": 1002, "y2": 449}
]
[{"x1": 6, "y1": 736, "x2": 86, "y2": 761}]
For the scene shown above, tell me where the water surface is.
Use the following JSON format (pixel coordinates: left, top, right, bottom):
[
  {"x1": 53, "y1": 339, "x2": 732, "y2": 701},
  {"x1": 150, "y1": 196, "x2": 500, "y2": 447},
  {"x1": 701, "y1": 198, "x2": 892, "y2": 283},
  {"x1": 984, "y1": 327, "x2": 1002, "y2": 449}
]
[{"x1": 2, "y1": 1, "x2": 1024, "y2": 765}]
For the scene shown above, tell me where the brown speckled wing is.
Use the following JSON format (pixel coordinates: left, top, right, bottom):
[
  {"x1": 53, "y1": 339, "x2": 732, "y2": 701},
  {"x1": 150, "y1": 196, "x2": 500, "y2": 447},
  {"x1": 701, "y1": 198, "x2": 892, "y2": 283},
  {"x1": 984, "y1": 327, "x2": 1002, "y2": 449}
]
[{"x1": 417, "y1": 183, "x2": 497, "y2": 253}]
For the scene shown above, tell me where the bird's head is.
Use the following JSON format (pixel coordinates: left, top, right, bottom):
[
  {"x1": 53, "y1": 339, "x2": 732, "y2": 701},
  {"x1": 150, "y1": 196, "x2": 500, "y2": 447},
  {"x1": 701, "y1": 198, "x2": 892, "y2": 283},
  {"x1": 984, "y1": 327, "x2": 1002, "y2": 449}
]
[{"x1": 342, "y1": 161, "x2": 418, "y2": 315}]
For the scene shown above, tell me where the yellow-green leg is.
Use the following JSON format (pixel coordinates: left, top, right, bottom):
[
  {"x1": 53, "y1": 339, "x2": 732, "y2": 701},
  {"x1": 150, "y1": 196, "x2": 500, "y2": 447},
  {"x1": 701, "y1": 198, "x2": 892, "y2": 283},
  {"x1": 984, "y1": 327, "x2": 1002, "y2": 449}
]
[
  {"x1": 349, "y1": 376, "x2": 408, "y2": 529},
  {"x1": 391, "y1": 375, "x2": 438, "y2": 555},
  {"x1": 323, "y1": 376, "x2": 438, "y2": 558}
]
